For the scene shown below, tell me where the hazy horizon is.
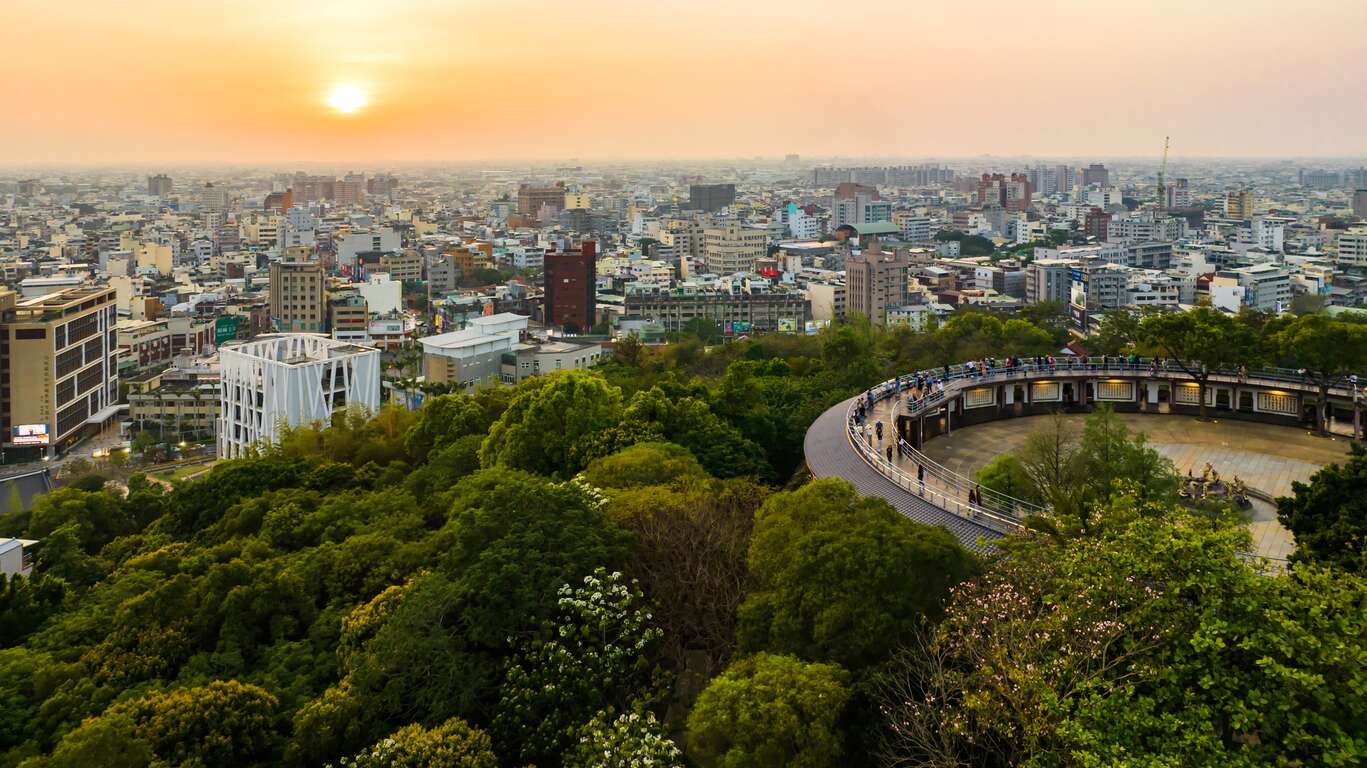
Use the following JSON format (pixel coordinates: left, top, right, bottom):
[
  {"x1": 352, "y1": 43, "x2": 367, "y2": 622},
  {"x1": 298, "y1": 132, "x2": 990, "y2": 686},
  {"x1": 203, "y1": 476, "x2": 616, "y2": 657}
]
[{"x1": 5, "y1": 0, "x2": 1365, "y2": 165}]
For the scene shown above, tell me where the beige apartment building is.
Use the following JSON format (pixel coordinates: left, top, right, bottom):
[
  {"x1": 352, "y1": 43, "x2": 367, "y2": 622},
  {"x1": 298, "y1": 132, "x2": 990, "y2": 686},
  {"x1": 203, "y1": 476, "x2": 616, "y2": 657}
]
[
  {"x1": 1, "y1": 286, "x2": 120, "y2": 456},
  {"x1": 269, "y1": 261, "x2": 326, "y2": 332},
  {"x1": 703, "y1": 220, "x2": 768, "y2": 274}
]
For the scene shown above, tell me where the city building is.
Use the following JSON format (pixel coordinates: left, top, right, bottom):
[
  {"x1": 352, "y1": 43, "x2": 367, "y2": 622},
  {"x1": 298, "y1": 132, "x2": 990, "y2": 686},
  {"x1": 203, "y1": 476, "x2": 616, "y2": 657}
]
[
  {"x1": 1, "y1": 286, "x2": 120, "y2": 457},
  {"x1": 1222, "y1": 264, "x2": 1292, "y2": 312},
  {"x1": 518, "y1": 182, "x2": 566, "y2": 215},
  {"x1": 845, "y1": 244, "x2": 911, "y2": 325},
  {"x1": 1353, "y1": 189, "x2": 1367, "y2": 219},
  {"x1": 832, "y1": 183, "x2": 892, "y2": 227},
  {"x1": 1025, "y1": 258, "x2": 1078, "y2": 304},
  {"x1": 623, "y1": 284, "x2": 808, "y2": 334},
  {"x1": 544, "y1": 240, "x2": 597, "y2": 332},
  {"x1": 977, "y1": 173, "x2": 1032, "y2": 212},
  {"x1": 0, "y1": 537, "x2": 37, "y2": 579},
  {"x1": 218, "y1": 334, "x2": 380, "y2": 458},
  {"x1": 703, "y1": 220, "x2": 768, "y2": 274},
  {"x1": 127, "y1": 367, "x2": 221, "y2": 438},
  {"x1": 1081, "y1": 163, "x2": 1110, "y2": 187},
  {"x1": 500, "y1": 340, "x2": 604, "y2": 384},
  {"x1": 687, "y1": 183, "x2": 736, "y2": 213},
  {"x1": 420, "y1": 313, "x2": 528, "y2": 390},
  {"x1": 269, "y1": 261, "x2": 326, "y2": 332},
  {"x1": 1225, "y1": 189, "x2": 1255, "y2": 220},
  {"x1": 146, "y1": 174, "x2": 173, "y2": 197}
]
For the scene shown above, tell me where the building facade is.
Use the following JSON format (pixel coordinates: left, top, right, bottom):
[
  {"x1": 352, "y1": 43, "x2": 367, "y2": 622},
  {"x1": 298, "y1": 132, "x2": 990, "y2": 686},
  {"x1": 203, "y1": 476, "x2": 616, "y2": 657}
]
[
  {"x1": 2, "y1": 286, "x2": 120, "y2": 456},
  {"x1": 545, "y1": 240, "x2": 597, "y2": 331},
  {"x1": 269, "y1": 261, "x2": 326, "y2": 333},
  {"x1": 218, "y1": 334, "x2": 380, "y2": 458}
]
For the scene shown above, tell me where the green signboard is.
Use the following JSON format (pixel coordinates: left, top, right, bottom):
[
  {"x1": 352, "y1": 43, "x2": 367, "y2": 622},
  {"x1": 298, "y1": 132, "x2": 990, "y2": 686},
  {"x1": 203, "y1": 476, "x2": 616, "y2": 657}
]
[{"x1": 215, "y1": 315, "x2": 242, "y2": 345}]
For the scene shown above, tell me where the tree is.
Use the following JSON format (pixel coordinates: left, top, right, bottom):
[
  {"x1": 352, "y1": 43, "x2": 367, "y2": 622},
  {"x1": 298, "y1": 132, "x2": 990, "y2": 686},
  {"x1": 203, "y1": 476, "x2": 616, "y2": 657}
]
[
  {"x1": 605, "y1": 476, "x2": 766, "y2": 679},
  {"x1": 1289, "y1": 293, "x2": 1327, "y2": 316},
  {"x1": 1265, "y1": 313, "x2": 1367, "y2": 434},
  {"x1": 1091, "y1": 308, "x2": 1141, "y2": 356},
  {"x1": 682, "y1": 317, "x2": 722, "y2": 345},
  {"x1": 737, "y1": 479, "x2": 978, "y2": 672},
  {"x1": 686, "y1": 653, "x2": 851, "y2": 768},
  {"x1": 493, "y1": 569, "x2": 664, "y2": 765},
  {"x1": 1139, "y1": 307, "x2": 1257, "y2": 418},
  {"x1": 45, "y1": 712, "x2": 154, "y2": 768},
  {"x1": 580, "y1": 442, "x2": 707, "y2": 489},
  {"x1": 877, "y1": 511, "x2": 1366, "y2": 768},
  {"x1": 976, "y1": 453, "x2": 1040, "y2": 508},
  {"x1": 480, "y1": 371, "x2": 624, "y2": 478},
  {"x1": 104, "y1": 680, "x2": 281, "y2": 768},
  {"x1": 350, "y1": 470, "x2": 628, "y2": 726},
  {"x1": 571, "y1": 710, "x2": 683, "y2": 768},
  {"x1": 1013, "y1": 407, "x2": 1178, "y2": 536},
  {"x1": 402, "y1": 394, "x2": 494, "y2": 462},
  {"x1": 25, "y1": 486, "x2": 132, "y2": 554},
  {"x1": 0, "y1": 572, "x2": 67, "y2": 647},
  {"x1": 332, "y1": 718, "x2": 496, "y2": 768},
  {"x1": 1276, "y1": 442, "x2": 1367, "y2": 572}
]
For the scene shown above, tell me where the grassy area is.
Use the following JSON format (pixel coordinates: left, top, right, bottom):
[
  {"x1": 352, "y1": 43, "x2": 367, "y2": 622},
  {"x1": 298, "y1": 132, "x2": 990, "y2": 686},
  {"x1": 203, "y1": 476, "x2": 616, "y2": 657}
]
[{"x1": 151, "y1": 459, "x2": 219, "y2": 483}]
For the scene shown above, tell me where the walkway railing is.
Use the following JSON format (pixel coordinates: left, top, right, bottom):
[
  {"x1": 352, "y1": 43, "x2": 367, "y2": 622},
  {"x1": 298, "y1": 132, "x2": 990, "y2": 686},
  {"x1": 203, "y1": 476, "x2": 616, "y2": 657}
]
[{"x1": 846, "y1": 356, "x2": 1364, "y2": 524}]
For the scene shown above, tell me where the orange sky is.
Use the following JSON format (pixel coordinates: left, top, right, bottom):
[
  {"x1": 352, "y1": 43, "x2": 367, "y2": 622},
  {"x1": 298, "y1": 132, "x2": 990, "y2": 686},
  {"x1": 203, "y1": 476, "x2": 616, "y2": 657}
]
[{"x1": 2, "y1": 0, "x2": 1364, "y2": 165}]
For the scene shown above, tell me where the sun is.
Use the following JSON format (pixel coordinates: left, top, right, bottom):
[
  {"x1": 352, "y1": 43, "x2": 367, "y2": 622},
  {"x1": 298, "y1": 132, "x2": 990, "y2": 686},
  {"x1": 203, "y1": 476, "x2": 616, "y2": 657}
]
[{"x1": 326, "y1": 84, "x2": 368, "y2": 115}]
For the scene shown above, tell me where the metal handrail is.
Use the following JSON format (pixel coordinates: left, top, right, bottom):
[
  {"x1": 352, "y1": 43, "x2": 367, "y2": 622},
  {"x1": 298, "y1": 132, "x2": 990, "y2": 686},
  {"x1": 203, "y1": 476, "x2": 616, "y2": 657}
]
[{"x1": 846, "y1": 356, "x2": 1366, "y2": 524}]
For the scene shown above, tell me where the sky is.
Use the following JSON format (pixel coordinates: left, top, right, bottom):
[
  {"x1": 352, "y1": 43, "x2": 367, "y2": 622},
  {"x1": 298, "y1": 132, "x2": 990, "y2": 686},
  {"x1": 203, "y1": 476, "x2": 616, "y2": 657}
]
[{"x1": 2, "y1": 0, "x2": 1365, "y2": 165}]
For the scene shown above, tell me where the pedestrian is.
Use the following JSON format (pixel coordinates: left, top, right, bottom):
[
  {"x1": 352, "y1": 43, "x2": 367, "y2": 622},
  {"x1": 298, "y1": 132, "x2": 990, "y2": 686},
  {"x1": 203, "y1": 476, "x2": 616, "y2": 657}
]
[{"x1": 886, "y1": 444, "x2": 894, "y2": 463}]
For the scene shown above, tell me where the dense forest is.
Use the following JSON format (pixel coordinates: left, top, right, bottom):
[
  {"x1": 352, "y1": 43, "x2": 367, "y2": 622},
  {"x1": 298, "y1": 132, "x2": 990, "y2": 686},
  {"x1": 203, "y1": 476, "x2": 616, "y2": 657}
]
[{"x1": 1, "y1": 308, "x2": 1364, "y2": 767}]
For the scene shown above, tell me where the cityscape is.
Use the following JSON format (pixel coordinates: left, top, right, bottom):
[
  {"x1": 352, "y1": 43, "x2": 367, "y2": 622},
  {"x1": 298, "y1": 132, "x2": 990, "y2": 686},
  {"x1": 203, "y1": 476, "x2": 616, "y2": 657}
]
[{"x1": 1, "y1": 1, "x2": 1364, "y2": 767}]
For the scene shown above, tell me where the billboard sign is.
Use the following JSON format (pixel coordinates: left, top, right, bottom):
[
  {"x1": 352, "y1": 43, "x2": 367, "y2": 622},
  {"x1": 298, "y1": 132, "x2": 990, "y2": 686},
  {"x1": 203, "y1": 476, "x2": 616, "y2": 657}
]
[
  {"x1": 12, "y1": 424, "x2": 50, "y2": 446},
  {"x1": 214, "y1": 315, "x2": 242, "y2": 345}
]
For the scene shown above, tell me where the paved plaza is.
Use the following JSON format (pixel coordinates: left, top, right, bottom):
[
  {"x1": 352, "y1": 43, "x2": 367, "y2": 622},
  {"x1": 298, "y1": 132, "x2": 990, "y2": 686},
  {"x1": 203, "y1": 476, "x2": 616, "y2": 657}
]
[{"x1": 876, "y1": 405, "x2": 1354, "y2": 561}]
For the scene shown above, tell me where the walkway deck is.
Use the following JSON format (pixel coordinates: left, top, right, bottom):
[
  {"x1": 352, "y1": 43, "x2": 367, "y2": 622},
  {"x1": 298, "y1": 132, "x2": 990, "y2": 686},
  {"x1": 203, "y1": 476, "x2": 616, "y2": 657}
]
[{"x1": 804, "y1": 396, "x2": 1004, "y2": 552}]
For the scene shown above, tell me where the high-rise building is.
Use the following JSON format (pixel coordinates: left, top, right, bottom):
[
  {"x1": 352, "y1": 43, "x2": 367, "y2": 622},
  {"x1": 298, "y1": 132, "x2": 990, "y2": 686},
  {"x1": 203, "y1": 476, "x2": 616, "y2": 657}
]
[
  {"x1": 544, "y1": 240, "x2": 597, "y2": 332},
  {"x1": 1353, "y1": 189, "x2": 1367, "y2": 219},
  {"x1": 845, "y1": 242, "x2": 910, "y2": 326},
  {"x1": 977, "y1": 174, "x2": 1032, "y2": 212},
  {"x1": 291, "y1": 174, "x2": 335, "y2": 204},
  {"x1": 333, "y1": 173, "x2": 365, "y2": 206},
  {"x1": 1084, "y1": 208, "x2": 1110, "y2": 240},
  {"x1": 366, "y1": 174, "x2": 398, "y2": 198},
  {"x1": 218, "y1": 334, "x2": 380, "y2": 458},
  {"x1": 200, "y1": 183, "x2": 228, "y2": 212},
  {"x1": 832, "y1": 183, "x2": 892, "y2": 227},
  {"x1": 147, "y1": 174, "x2": 173, "y2": 197},
  {"x1": 518, "y1": 182, "x2": 566, "y2": 215},
  {"x1": 687, "y1": 183, "x2": 736, "y2": 213},
  {"x1": 1082, "y1": 163, "x2": 1110, "y2": 187},
  {"x1": 1, "y1": 286, "x2": 120, "y2": 457},
  {"x1": 703, "y1": 220, "x2": 768, "y2": 274},
  {"x1": 269, "y1": 261, "x2": 326, "y2": 333},
  {"x1": 1224, "y1": 189, "x2": 1255, "y2": 220}
]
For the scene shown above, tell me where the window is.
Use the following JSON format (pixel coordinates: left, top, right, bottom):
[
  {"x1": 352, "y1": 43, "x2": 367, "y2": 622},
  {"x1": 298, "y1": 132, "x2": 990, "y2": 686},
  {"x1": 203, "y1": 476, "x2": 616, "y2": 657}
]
[{"x1": 14, "y1": 328, "x2": 45, "y2": 340}]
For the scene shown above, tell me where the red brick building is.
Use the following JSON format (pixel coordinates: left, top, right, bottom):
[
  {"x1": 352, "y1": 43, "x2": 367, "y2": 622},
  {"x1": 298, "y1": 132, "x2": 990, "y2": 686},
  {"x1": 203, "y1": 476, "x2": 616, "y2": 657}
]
[{"x1": 544, "y1": 240, "x2": 596, "y2": 332}]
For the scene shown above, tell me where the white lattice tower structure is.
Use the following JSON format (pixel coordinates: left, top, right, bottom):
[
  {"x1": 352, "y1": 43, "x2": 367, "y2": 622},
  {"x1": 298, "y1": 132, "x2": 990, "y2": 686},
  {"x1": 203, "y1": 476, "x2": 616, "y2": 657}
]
[{"x1": 218, "y1": 333, "x2": 380, "y2": 458}]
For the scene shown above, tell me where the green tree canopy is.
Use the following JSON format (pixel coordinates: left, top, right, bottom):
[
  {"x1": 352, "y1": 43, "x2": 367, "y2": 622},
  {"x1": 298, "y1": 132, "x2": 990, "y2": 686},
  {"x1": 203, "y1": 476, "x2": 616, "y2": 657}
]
[
  {"x1": 480, "y1": 370, "x2": 624, "y2": 478},
  {"x1": 737, "y1": 478, "x2": 978, "y2": 672},
  {"x1": 686, "y1": 652, "x2": 851, "y2": 768},
  {"x1": 1139, "y1": 307, "x2": 1258, "y2": 418},
  {"x1": 878, "y1": 510, "x2": 1366, "y2": 768},
  {"x1": 1277, "y1": 442, "x2": 1367, "y2": 572}
]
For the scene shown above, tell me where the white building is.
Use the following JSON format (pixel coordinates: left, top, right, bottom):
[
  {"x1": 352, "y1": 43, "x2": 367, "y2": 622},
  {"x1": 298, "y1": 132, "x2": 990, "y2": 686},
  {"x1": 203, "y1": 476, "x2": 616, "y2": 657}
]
[
  {"x1": 0, "y1": 538, "x2": 37, "y2": 579},
  {"x1": 337, "y1": 227, "x2": 400, "y2": 272},
  {"x1": 357, "y1": 274, "x2": 403, "y2": 316},
  {"x1": 218, "y1": 334, "x2": 381, "y2": 458},
  {"x1": 420, "y1": 313, "x2": 528, "y2": 390}
]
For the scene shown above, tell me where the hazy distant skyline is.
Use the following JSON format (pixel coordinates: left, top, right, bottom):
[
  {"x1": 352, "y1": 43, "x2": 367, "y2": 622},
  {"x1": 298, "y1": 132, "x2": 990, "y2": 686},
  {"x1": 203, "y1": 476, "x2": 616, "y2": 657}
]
[{"x1": 4, "y1": 0, "x2": 1365, "y2": 165}]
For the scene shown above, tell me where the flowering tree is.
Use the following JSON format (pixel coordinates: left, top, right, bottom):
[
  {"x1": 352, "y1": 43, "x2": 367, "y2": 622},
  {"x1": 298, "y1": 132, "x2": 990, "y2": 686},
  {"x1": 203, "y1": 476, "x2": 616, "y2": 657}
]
[
  {"x1": 571, "y1": 710, "x2": 684, "y2": 768},
  {"x1": 494, "y1": 568, "x2": 665, "y2": 765}
]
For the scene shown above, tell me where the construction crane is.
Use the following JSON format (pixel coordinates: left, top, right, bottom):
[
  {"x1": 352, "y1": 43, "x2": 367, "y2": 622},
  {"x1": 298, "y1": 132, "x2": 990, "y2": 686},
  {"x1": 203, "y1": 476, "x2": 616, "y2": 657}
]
[{"x1": 1156, "y1": 135, "x2": 1170, "y2": 209}]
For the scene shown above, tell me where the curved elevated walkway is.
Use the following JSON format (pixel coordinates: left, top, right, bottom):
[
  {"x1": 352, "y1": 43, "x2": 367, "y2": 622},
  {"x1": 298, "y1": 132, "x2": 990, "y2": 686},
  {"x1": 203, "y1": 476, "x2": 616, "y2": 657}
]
[{"x1": 804, "y1": 396, "x2": 1005, "y2": 552}]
